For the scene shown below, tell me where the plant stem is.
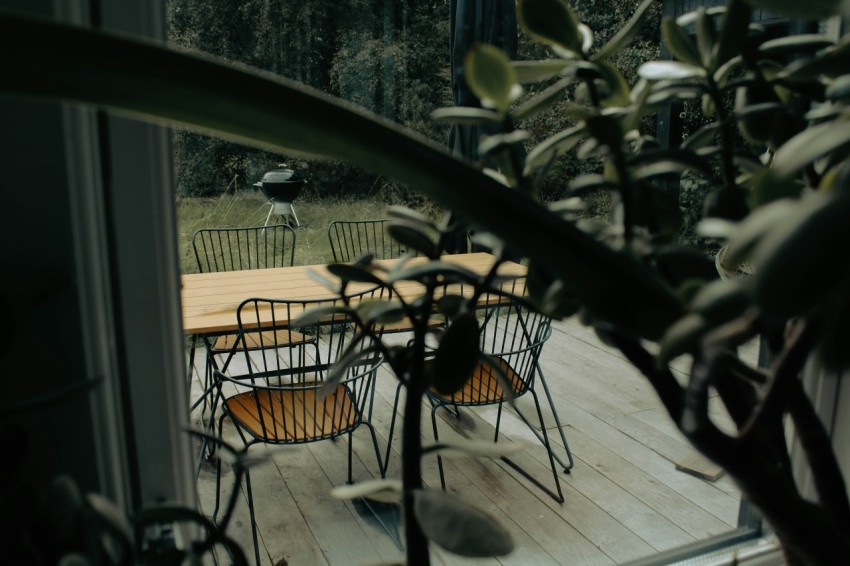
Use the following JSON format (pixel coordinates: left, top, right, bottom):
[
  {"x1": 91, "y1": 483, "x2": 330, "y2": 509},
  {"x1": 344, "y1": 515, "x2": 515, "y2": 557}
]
[{"x1": 403, "y1": 315, "x2": 430, "y2": 565}]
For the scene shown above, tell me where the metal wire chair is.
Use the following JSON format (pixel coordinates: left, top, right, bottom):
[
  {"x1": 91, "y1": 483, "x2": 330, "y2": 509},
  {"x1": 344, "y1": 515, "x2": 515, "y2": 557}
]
[{"x1": 210, "y1": 292, "x2": 385, "y2": 566}]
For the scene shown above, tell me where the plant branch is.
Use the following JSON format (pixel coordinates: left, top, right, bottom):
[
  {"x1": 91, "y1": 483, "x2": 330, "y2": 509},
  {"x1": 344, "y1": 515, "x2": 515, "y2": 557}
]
[
  {"x1": 606, "y1": 329, "x2": 684, "y2": 421},
  {"x1": 787, "y1": 375, "x2": 850, "y2": 530}
]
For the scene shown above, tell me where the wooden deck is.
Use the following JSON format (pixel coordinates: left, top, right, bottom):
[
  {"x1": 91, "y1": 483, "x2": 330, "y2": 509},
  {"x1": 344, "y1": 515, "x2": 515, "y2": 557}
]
[{"x1": 190, "y1": 316, "x2": 751, "y2": 565}]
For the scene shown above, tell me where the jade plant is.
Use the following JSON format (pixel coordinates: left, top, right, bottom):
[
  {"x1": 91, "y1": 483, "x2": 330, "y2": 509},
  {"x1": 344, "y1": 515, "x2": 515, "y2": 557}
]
[{"x1": 4, "y1": 0, "x2": 850, "y2": 563}]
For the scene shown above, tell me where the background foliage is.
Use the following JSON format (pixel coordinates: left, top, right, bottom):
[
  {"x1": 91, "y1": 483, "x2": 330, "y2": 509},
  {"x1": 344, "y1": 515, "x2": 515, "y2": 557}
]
[
  {"x1": 166, "y1": 0, "x2": 658, "y2": 210},
  {"x1": 167, "y1": 0, "x2": 453, "y2": 201}
]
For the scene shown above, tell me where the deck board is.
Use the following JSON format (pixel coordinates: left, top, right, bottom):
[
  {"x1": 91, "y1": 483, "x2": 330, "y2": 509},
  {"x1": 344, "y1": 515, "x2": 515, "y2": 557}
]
[{"x1": 190, "y1": 316, "x2": 744, "y2": 565}]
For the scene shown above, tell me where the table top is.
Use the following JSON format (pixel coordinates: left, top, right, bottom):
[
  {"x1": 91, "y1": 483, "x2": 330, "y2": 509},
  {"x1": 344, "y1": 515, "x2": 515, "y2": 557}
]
[{"x1": 181, "y1": 252, "x2": 526, "y2": 335}]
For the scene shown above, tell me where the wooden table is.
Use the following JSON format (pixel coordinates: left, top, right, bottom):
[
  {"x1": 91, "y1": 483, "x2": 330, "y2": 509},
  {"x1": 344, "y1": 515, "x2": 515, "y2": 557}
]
[
  {"x1": 182, "y1": 252, "x2": 571, "y2": 494},
  {"x1": 181, "y1": 252, "x2": 525, "y2": 336}
]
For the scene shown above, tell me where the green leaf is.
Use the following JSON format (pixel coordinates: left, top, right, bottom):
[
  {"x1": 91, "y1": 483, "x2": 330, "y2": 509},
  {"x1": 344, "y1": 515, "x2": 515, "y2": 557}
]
[
  {"x1": 527, "y1": 260, "x2": 581, "y2": 318},
  {"x1": 413, "y1": 489, "x2": 514, "y2": 557},
  {"x1": 675, "y1": 6, "x2": 729, "y2": 27},
  {"x1": 658, "y1": 313, "x2": 709, "y2": 366},
  {"x1": 430, "y1": 314, "x2": 480, "y2": 395},
  {"x1": 436, "y1": 294, "x2": 469, "y2": 318},
  {"x1": 386, "y1": 261, "x2": 480, "y2": 285},
  {"x1": 550, "y1": 197, "x2": 587, "y2": 214},
  {"x1": 713, "y1": 55, "x2": 744, "y2": 86},
  {"x1": 735, "y1": 102, "x2": 783, "y2": 121},
  {"x1": 645, "y1": 83, "x2": 705, "y2": 107},
  {"x1": 465, "y1": 44, "x2": 519, "y2": 113},
  {"x1": 511, "y1": 59, "x2": 570, "y2": 83},
  {"x1": 517, "y1": 0, "x2": 584, "y2": 56},
  {"x1": 86, "y1": 492, "x2": 135, "y2": 551},
  {"x1": 694, "y1": 8, "x2": 718, "y2": 69},
  {"x1": 59, "y1": 555, "x2": 92, "y2": 566},
  {"x1": 479, "y1": 131, "x2": 531, "y2": 157},
  {"x1": 293, "y1": 305, "x2": 350, "y2": 328},
  {"x1": 628, "y1": 148, "x2": 713, "y2": 176},
  {"x1": 596, "y1": 61, "x2": 632, "y2": 108},
  {"x1": 631, "y1": 161, "x2": 696, "y2": 182},
  {"x1": 593, "y1": 0, "x2": 656, "y2": 62},
  {"x1": 386, "y1": 223, "x2": 440, "y2": 259},
  {"x1": 306, "y1": 267, "x2": 341, "y2": 292},
  {"x1": 691, "y1": 279, "x2": 753, "y2": 324},
  {"x1": 749, "y1": 167, "x2": 802, "y2": 207},
  {"x1": 326, "y1": 263, "x2": 385, "y2": 285},
  {"x1": 584, "y1": 113, "x2": 623, "y2": 148},
  {"x1": 715, "y1": 0, "x2": 752, "y2": 68},
  {"x1": 750, "y1": 192, "x2": 850, "y2": 319},
  {"x1": 682, "y1": 123, "x2": 720, "y2": 151},
  {"x1": 356, "y1": 299, "x2": 405, "y2": 326},
  {"x1": 569, "y1": 174, "x2": 616, "y2": 195},
  {"x1": 723, "y1": 197, "x2": 799, "y2": 269},
  {"x1": 662, "y1": 17, "x2": 703, "y2": 67},
  {"x1": 639, "y1": 61, "x2": 706, "y2": 81},
  {"x1": 772, "y1": 119, "x2": 850, "y2": 177},
  {"x1": 632, "y1": 184, "x2": 683, "y2": 238},
  {"x1": 653, "y1": 245, "x2": 719, "y2": 287},
  {"x1": 512, "y1": 77, "x2": 574, "y2": 121},
  {"x1": 826, "y1": 74, "x2": 850, "y2": 100},
  {"x1": 567, "y1": 60, "x2": 604, "y2": 81},
  {"x1": 781, "y1": 41, "x2": 850, "y2": 81},
  {"x1": 387, "y1": 205, "x2": 438, "y2": 231},
  {"x1": 331, "y1": 479, "x2": 402, "y2": 503},
  {"x1": 740, "y1": 0, "x2": 846, "y2": 20},
  {"x1": 422, "y1": 439, "x2": 524, "y2": 458},
  {"x1": 757, "y1": 34, "x2": 834, "y2": 59},
  {"x1": 524, "y1": 123, "x2": 587, "y2": 169},
  {"x1": 430, "y1": 106, "x2": 503, "y2": 125}
]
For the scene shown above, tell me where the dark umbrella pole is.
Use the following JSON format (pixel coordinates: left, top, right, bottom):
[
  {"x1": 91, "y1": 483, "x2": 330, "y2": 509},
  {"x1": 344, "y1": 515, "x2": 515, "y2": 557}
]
[{"x1": 444, "y1": 0, "x2": 518, "y2": 253}]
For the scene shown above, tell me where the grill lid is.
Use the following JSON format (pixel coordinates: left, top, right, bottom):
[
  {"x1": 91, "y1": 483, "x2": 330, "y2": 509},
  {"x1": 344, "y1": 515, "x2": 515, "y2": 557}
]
[
  {"x1": 256, "y1": 164, "x2": 305, "y2": 202},
  {"x1": 260, "y1": 165, "x2": 304, "y2": 184}
]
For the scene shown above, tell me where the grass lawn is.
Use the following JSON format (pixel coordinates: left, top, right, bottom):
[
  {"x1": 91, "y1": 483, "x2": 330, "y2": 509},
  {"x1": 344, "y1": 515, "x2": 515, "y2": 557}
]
[{"x1": 176, "y1": 190, "x2": 439, "y2": 273}]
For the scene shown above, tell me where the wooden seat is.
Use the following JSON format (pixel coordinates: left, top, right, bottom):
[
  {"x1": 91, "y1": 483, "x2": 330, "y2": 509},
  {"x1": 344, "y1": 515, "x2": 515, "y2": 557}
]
[
  {"x1": 226, "y1": 384, "x2": 358, "y2": 442},
  {"x1": 430, "y1": 357, "x2": 527, "y2": 405}
]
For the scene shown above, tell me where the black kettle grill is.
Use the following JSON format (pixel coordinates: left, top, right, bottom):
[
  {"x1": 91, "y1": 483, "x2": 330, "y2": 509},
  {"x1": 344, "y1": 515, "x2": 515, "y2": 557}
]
[{"x1": 254, "y1": 165, "x2": 304, "y2": 227}]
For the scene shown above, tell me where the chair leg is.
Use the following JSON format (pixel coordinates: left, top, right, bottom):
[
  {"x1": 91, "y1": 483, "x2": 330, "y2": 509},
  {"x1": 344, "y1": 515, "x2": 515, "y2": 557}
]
[
  {"x1": 363, "y1": 422, "x2": 387, "y2": 479},
  {"x1": 212, "y1": 413, "x2": 228, "y2": 522},
  {"x1": 500, "y1": 390, "x2": 565, "y2": 503},
  {"x1": 383, "y1": 380, "x2": 403, "y2": 475},
  {"x1": 347, "y1": 431, "x2": 354, "y2": 484},
  {"x1": 430, "y1": 403, "x2": 448, "y2": 491},
  {"x1": 534, "y1": 366, "x2": 575, "y2": 472},
  {"x1": 187, "y1": 334, "x2": 198, "y2": 399},
  {"x1": 212, "y1": 413, "x2": 260, "y2": 566},
  {"x1": 195, "y1": 384, "x2": 223, "y2": 480},
  {"x1": 494, "y1": 402, "x2": 504, "y2": 442},
  {"x1": 529, "y1": 389, "x2": 565, "y2": 503},
  {"x1": 243, "y1": 467, "x2": 261, "y2": 566}
]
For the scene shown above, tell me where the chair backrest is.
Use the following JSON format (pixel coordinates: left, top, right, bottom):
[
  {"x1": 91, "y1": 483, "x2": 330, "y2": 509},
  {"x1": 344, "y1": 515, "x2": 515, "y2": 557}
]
[
  {"x1": 220, "y1": 292, "x2": 382, "y2": 443},
  {"x1": 192, "y1": 224, "x2": 296, "y2": 273},
  {"x1": 327, "y1": 219, "x2": 407, "y2": 263},
  {"x1": 441, "y1": 282, "x2": 552, "y2": 405}
]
